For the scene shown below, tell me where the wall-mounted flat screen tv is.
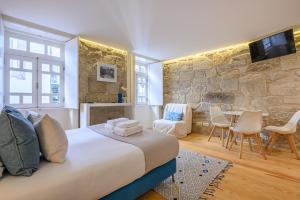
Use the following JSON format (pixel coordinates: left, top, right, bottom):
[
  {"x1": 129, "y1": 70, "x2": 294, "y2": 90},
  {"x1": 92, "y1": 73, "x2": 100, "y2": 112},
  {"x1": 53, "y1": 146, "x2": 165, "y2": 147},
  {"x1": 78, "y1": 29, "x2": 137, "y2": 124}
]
[{"x1": 249, "y1": 29, "x2": 296, "y2": 63}]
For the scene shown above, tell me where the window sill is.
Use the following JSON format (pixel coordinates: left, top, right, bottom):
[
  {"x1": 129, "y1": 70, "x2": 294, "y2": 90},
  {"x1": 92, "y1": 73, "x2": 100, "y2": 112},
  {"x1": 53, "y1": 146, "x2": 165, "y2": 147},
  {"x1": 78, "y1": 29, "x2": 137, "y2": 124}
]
[{"x1": 17, "y1": 107, "x2": 78, "y2": 111}]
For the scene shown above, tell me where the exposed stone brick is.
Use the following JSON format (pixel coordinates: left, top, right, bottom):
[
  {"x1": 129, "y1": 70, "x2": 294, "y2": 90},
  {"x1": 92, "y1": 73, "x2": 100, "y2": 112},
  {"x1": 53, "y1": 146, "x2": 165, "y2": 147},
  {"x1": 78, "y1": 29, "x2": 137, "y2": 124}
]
[
  {"x1": 79, "y1": 39, "x2": 127, "y2": 125},
  {"x1": 163, "y1": 34, "x2": 300, "y2": 148}
]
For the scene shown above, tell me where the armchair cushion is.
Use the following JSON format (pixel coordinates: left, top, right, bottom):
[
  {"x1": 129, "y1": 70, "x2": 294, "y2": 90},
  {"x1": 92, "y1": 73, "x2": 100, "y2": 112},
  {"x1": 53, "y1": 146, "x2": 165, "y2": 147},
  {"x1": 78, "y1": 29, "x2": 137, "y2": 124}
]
[
  {"x1": 165, "y1": 111, "x2": 184, "y2": 121},
  {"x1": 153, "y1": 103, "x2": 192, "y2": 138}
]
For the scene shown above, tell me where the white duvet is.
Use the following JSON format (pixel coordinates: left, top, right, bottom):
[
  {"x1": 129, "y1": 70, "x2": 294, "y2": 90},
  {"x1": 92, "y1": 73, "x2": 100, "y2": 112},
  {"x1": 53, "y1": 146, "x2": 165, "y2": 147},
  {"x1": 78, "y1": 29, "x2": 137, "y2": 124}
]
[{"x1": 0, "y1": 127, "x2": 145, "y2": 200}]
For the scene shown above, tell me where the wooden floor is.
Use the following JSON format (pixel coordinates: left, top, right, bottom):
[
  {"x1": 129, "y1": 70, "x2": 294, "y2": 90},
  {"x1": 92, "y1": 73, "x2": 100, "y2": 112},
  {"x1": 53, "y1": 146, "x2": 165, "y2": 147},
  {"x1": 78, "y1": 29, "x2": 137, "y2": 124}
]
[{"x1": 139, "y1": 133, "x2": 300, "y2": 200}]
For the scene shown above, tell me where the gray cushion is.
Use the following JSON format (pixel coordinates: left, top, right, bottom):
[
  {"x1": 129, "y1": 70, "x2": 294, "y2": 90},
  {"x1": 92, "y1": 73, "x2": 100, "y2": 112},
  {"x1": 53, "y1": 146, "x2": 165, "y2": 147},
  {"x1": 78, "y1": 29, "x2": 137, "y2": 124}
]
[
  {"x1": 0, "y1": 161, "x2": 4, "y2": 178},
  {"x1": 0, "y1": 106, "x2": 40, "y2": 176}
]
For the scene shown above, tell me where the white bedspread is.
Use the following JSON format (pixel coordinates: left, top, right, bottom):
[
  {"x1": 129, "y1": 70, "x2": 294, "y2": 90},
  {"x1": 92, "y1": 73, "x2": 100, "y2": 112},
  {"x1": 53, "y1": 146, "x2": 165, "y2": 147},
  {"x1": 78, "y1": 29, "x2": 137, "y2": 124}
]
[{"x1": 0, "y1": 127, "x2": 145, "y2": 200}]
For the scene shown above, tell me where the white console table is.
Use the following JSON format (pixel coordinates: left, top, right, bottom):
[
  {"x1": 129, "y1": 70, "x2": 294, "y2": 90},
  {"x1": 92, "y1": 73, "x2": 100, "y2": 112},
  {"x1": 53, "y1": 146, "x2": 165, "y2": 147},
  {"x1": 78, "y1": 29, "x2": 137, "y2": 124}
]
[{"x1": 80, "y1": 103, "x2": 133, "y2": 127}]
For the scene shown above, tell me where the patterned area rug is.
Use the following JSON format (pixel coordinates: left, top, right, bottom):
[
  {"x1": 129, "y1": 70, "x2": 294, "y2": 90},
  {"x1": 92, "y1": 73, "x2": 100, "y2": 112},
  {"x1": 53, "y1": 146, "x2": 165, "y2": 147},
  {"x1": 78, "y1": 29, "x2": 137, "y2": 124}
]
[{"x1": 154, "y1": 150, "x2": 232, "y2": 200}]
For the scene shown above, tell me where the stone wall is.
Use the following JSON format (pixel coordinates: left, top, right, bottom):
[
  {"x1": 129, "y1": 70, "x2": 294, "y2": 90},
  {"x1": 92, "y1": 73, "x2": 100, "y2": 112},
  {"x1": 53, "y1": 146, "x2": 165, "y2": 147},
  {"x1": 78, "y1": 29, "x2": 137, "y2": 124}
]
[
  {"x1": 79, "y1": 39, "x2": 128, "y2": 124},
  {"x1": 164, "y1": 31, "x2": 300, "y2": 147}
]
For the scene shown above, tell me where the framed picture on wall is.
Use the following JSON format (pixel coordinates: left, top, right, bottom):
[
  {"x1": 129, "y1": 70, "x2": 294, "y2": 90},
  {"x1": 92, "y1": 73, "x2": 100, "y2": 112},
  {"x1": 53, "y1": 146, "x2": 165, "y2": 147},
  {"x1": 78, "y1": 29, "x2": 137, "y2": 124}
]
[{"x1": 97, "y1": 64, "x2": 117, "y2": 82}]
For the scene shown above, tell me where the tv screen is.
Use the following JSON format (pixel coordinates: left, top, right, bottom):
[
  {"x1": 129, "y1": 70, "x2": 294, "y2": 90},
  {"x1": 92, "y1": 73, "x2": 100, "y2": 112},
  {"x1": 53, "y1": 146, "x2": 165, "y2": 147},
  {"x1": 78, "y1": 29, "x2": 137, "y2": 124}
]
[{"x1": 249, "y1": 29, "x2": 296, "y2": 63}]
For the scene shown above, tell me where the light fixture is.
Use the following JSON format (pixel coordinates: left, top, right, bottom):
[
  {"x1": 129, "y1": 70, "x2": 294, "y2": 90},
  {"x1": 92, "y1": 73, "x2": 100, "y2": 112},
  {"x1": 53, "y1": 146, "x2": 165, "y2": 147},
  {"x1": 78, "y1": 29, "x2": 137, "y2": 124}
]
[
  {"x1": 79, "y1": 37, "x2": 127, "y2": 55},
  {"x1": 164, "y1": 42, "x2": 249, "y2": 64}
]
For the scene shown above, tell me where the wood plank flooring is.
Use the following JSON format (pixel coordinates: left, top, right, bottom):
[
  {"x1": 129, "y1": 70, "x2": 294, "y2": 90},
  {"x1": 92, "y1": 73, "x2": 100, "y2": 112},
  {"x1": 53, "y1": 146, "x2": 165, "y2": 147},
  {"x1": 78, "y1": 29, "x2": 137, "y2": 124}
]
[{"x1": 139, "y1": 133, "x2": 300, "y2": 200}]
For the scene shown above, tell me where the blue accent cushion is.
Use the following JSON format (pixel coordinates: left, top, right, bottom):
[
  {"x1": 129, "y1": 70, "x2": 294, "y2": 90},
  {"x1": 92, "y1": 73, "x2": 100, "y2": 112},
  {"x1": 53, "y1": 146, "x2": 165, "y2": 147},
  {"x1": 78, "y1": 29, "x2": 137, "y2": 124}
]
[
  {"x1": 0, "y1": 106, "x2": 40, "y2": 176},
  {"x1": 165, "y1": 111, "x2": 183, "y2": 121}
]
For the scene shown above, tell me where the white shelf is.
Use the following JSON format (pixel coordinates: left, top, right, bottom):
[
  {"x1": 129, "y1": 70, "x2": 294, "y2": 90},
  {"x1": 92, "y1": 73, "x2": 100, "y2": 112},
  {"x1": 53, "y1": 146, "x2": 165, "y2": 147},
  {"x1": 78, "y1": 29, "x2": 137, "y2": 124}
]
[
  {"x1": 81, "y1": 103, "x2": 132, "y2": 107},
  {"x1": 80, "y1": 103, "x2": 133, "y2": 127}
]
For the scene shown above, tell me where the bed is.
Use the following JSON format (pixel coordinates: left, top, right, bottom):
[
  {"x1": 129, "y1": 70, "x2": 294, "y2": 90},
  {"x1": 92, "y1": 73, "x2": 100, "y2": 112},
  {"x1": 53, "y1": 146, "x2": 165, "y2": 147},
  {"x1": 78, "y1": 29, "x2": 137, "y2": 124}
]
[{"x1": 0, "y1": 126, "x2": 179, "y2": 200}]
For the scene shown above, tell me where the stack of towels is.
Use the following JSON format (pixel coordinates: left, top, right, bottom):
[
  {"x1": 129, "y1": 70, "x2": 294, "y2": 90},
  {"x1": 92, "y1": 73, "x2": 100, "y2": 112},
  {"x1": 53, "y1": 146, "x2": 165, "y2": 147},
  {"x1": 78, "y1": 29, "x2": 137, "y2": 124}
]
[{"x1": 106, "y1": 118, "x2": 143, "y2": 137}]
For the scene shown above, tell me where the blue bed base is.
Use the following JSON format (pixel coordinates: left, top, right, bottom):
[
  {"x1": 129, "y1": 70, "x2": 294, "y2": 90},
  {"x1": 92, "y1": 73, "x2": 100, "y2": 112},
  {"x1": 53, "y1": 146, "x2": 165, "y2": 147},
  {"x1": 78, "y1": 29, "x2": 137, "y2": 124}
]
[{"x1": 101, "y1": 159, "x2": 176, "y2": 200}]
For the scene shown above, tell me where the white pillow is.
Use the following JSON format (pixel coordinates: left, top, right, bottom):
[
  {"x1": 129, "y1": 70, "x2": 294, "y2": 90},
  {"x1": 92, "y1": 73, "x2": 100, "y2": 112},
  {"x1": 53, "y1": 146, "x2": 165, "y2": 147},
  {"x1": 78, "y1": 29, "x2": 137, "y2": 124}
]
[
  {"x1": 34, "y1": 114, "x2": 68, "y2": 163},
  {"x1": 27, "y1": 111, "x2": 43, "y2": 124}
]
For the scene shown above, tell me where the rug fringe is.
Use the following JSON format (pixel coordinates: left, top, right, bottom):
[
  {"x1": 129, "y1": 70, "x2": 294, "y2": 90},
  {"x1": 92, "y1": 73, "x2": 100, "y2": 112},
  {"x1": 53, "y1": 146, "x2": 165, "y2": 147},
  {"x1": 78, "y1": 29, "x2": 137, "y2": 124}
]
[{"x1": 199, "y1": 162, "x2": 233, "y2": 200}]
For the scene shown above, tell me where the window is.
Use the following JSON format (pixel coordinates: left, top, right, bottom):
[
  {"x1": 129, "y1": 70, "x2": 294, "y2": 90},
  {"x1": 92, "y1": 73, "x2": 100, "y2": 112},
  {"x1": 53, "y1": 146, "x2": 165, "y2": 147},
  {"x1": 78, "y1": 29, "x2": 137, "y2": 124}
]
[
  {"x1": 9, "y1": 37, "x2": 27, "y2": 51},
  {"x1": 4, "y1": 31, "x2": 64, "y2": 108},
  {"x1": 47, "y1": 45, "x2": 61, "y2": 57},
  {"x1": 30, "y1": 42, "x2": 45, "y2": 54},
  {"x1": 135, "y1": 63, "x2": 148, "y2": 104},
  {"x1": 38, "y1": 60, "x2": 63, "y2": 106}
]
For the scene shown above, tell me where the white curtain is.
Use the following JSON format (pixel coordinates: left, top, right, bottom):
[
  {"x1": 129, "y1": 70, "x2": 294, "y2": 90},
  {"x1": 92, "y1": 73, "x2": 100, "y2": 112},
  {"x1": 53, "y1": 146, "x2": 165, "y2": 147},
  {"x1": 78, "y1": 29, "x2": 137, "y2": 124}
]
[{"x1": 0, "y1": 14, "x2": 4, "y2": 108}]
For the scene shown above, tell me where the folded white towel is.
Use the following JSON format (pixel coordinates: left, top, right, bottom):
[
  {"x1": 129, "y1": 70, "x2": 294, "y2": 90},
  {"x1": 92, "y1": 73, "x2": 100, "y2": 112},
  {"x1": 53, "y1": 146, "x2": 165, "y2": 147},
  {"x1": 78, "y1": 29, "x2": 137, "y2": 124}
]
[
  {"x1": 107, "y1": 118, "x2": 129, "y2": 126},
  {"x1": 116, "y1": 120, "x2": 140, "y2": 128},
  {"x1": 105, "y1": 124, "x2": 114, "y2": 129},
  {"x1": 114, "y1": 125, "x2": 143, "y2": 137}
]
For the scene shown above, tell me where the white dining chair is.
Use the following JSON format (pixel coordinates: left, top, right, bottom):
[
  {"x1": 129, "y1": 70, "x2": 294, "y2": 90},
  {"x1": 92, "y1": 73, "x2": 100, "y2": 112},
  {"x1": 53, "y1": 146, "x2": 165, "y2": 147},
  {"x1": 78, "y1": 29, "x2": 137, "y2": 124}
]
[
  {"x1": 229, "y1": 111, "x2": 266, "y2": 159},
  {"x1": 264, "y1": 110, "x2": 300, "y2": 160},
  {"x1": 208, "y1": 106, "x2": 231, "y2": 146}
]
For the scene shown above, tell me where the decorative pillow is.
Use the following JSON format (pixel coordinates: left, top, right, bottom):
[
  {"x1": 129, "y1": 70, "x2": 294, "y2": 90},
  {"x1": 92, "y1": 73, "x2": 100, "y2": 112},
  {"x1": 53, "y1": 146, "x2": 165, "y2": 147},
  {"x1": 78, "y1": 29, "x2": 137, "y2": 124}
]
[
  {"x1": 165, "y1": 112, "x2": 172, "y2": 120},
  {"x1": 170, "y1": 112, "x2": 184, "y2": 121},
  {"x1": 165, "y1": 111, "x2": 183, "y2": 121},
  {"x1": 34, "y1": 114, "x2": 68, "y2": 163},
  {"x1": 0, "y1": 106, "x2": 40, "y2": 176},
  {"x1": 26, "y1": 110, "x2": 43, "y2": 124}
]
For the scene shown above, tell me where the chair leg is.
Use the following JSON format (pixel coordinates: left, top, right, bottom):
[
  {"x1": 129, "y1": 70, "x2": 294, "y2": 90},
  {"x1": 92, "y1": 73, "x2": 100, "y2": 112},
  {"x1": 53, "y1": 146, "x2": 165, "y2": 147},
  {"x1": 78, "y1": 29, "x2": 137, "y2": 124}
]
[
  {"x1": 248, "y1": 137, "x2": 253, "y2": 151},
  {"x1": 225, "y1": 128, "x2": 231, "y2": 148},
  {"x1": 221, "y1": 128, "x2": 225, "y2": 147},
  {"x1": 239, "y1": 134, "x2": 245, "y2": 159},
  {"x1": 229, "y1": 132, "x2": 239, "y2": 150},
  {"x1": 255, "y1": 133, "x2": 267, "y2": 160},
  {"x1": 265, "y1": 132, "x2": 274, "y2": 150},
  {"x1": 268, "y1": 133, "x2": 279, "y2": 155},
  {"x1": 208, "y1": 125, "x2": 216, "y2": 142},
  {"x1": 287, "y1": 134, "x2": 299, "y2": 160},
  {"x1": 286, "y1": 135, "x2": 295, "y2": 153},
  {"x1": 231, "y1": 133, "x2": 238, "y2": 145}
]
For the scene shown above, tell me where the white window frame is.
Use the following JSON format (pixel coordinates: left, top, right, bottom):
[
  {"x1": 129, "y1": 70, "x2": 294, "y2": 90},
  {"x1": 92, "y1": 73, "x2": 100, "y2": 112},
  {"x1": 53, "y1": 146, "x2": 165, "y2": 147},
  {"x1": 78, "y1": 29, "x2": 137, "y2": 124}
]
[
  {"x1": 37, "y1": 58, "x2": 65, "y2": 108},
  {"x1": 135, "y1": 62, "x2": 148, "y2": 105},
  {"x1": 4, "y1": 31, "x2": 65, "y2": 108},
  {"x1": 4, "y1": 54, "x2": 38, "y2": 108}
]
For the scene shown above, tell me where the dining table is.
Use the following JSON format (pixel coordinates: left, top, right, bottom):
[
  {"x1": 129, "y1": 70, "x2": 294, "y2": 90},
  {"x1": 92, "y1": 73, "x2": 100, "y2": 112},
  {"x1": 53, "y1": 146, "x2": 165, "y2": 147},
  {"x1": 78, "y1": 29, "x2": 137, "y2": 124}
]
[
  {"x1": 223, "y1": 110, "x2": 269, "y2": 124},
  {"x1": 222, "y1": 110, "x2": 269, "y2": 149}
]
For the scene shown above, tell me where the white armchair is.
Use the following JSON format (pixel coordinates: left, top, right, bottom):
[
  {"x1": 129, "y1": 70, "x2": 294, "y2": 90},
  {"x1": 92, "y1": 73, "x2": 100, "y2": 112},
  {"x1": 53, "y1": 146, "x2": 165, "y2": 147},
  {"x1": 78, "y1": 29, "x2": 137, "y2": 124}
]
[{"x1": 153, "y1": 103, "x2": 192, "y2": 138}]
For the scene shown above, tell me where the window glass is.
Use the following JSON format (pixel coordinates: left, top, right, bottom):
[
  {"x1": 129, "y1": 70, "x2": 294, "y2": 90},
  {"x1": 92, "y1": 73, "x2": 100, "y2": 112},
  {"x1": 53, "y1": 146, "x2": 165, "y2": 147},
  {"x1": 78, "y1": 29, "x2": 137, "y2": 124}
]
[
  {"x1": 42, "y1": 74, "x2": 51, "y2": 94},
  {"x1": 30, "y1": 42, "x2": 45, "y2": 54},
  {"x1": 10, "y1": 71, "x2": 32, "y2": 93},
  {"x1": 42, "y1": 96, "x2": 50, "y2": 104},
  {"x1": 135, "y1": 63, "x2": 148, "y2": 104},
  {"x1": 23, "y1": 61, "x2": 33, "y2": 70},
  {"x1": 23, "y1": 96, "x2": 33, "y2": 104},
  {"x1": 52, "y1": 65, "x2": 60, "y2": 73},
  {"x1": 9, "y1": 59, "x2": 20, "y2": 68},
  {"x1": 9, "y1": 37, "x2": 27, "y2": 51},
  {"x1": 10, "y1": 95, "x2": 20, "y2": 104},
  {"x1": 47, "y1": 46, "x2": 61, "y2": 57},
  {"x1": 51, "y1": 75, "x2": 60, "y2": 95},
  {"x1": 137, "y1": 84, "x2": 146, "y2": 96},
  {"x1": 42, "y1": 64, "x2": 50, "y2": 72},
  {"x1": 52, "y1": 95, "x2": 60, "y2": 104}
]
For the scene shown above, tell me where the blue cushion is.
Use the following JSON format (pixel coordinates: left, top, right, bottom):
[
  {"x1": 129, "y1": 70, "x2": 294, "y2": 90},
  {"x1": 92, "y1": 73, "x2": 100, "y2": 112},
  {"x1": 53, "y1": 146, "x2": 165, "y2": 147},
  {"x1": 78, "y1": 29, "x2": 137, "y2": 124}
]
[
  {"x1": 0, "y1": 106, "x2": 40, "y2": 176},
  {"x1": 165, "y1": 111, "x2": 183, "y2": 121}
]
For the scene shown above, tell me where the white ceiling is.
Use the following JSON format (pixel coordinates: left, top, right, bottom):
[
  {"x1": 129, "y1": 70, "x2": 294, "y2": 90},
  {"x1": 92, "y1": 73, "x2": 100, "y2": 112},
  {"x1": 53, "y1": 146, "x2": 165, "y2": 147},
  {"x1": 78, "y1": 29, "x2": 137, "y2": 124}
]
[{"x1": 0, "y1": 0, "x2": 300, "y2": 60}]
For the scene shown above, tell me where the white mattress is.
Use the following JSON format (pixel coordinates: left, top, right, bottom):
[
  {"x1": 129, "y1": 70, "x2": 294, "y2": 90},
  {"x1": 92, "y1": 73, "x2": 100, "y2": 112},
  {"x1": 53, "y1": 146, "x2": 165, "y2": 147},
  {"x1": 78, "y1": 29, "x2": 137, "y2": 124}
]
[{"x1": 0, "y1": 127, "x2": 145, "y2": 200}]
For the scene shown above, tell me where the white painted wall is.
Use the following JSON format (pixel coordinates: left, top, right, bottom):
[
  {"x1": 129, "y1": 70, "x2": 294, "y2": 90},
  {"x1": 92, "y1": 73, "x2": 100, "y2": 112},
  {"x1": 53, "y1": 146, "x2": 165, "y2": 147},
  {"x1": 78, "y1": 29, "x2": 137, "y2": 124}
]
[
  {"x1": 148, "y1": 62, "x2": 163, "y2": 106},
  {"x1": 134, "y1": 105, "x2": 161, "y2": 129},
  {"x1": 65, "y1": 37, "x2": 79, "y2": 109},
  {"x1": 0, "y1": 15, "x2": 4, "y2": 108},
  {"x1": 18, "y1": 108, "x2": 78, "y2": 130}
]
